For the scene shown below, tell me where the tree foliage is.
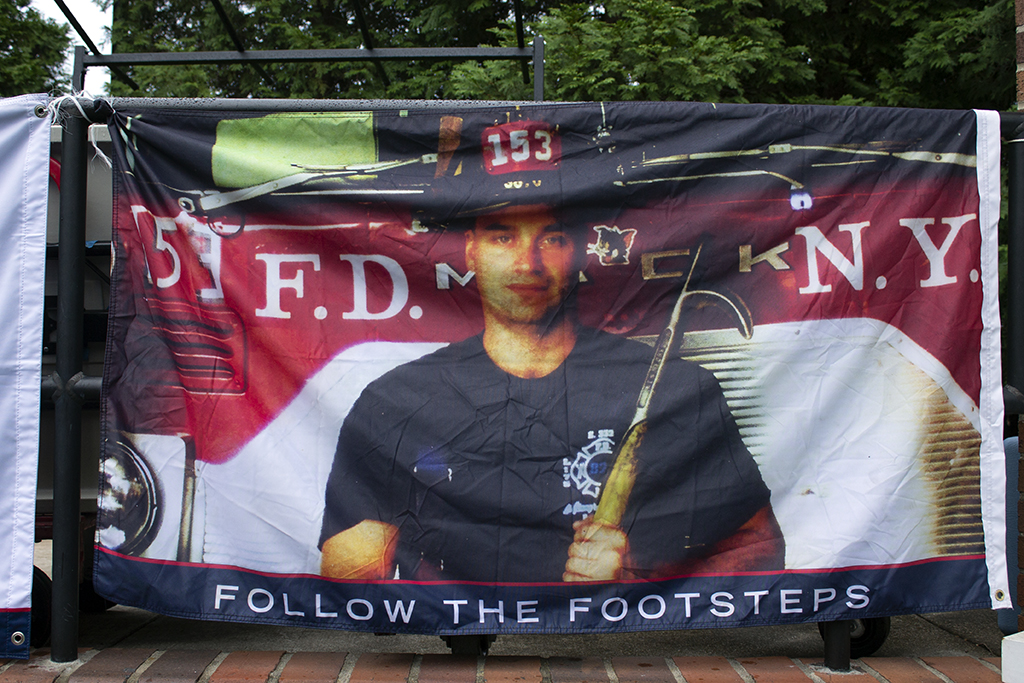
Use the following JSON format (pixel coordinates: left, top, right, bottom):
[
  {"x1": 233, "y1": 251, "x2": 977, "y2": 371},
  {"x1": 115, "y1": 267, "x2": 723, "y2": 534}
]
[
  {"x1": 107, "y1": 0, "x2": 559, "y2": 98},
  {"x1": 0, "y1": 0, "x2": 71, "y2": 96},
  {"x1": 771, "y1": 0, "x2": 1015, "y2": 109},
  {"x1": 106, "y1": 0, "x2": 1015, "y2": 110}
]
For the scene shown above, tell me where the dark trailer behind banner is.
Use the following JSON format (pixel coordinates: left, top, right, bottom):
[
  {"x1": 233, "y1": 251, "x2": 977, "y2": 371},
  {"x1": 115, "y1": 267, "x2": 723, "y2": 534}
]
[{"x1": 78, "y1": 100, "x2": 1007, "y2": 644}]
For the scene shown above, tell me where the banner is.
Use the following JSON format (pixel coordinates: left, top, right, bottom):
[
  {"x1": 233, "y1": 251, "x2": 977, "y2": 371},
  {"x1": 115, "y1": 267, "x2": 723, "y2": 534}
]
[
  {"x1": 97, "y1": 102, "x2": 1007, "y2": 635},
  {"x1": 0, "y1": 94, "x2": 51, "y2": 658}
]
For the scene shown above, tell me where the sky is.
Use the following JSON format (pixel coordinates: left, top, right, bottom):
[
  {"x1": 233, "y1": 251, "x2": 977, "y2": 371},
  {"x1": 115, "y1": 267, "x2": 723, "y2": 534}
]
[{"x1": 30, "y1": 0, "x2": 112, "y2": 95}]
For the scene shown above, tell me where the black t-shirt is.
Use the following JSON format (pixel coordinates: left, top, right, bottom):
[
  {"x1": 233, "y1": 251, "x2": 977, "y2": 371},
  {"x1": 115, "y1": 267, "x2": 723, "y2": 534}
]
[{"x1": 319, "y1": 328, "x2": 771, "y2": 582}]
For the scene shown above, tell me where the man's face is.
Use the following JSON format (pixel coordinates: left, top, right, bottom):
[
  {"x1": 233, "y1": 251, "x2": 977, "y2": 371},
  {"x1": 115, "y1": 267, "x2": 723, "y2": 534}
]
[{"x1": 466, "y1": 204, "x2": 577, "y2": 327}]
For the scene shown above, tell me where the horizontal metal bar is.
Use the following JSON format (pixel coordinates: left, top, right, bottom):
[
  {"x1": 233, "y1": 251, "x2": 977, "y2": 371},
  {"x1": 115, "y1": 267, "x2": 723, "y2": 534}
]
[
  {"x1": 94, "y1": 97, "x2": 552, "y2": 113},
  {"x1": 64, "y1": 99, "x2": 1024, "y2": 118},
  {"x1": 1004, "y1": 112, "x2": 1024, "y2": 141},
  {"x1": 83, "y1": 46, "x2": 533, "y2": 68}
]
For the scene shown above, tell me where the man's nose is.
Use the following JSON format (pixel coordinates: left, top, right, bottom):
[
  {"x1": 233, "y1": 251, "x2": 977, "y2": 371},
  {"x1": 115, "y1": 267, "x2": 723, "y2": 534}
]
[{"x1": 513, "y1": 241, "x2": 543, "y2": 272}]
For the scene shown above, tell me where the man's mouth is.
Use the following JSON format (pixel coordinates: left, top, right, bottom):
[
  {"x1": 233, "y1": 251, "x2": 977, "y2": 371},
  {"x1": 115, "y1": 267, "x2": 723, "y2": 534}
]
[{"x1": 506, "y1": 282, "x2": 550, "y2": 296}]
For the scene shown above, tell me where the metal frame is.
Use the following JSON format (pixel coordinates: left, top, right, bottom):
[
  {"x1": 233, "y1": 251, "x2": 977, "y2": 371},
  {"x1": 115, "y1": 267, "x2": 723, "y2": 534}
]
[
  {"x1": 1004, "y1": 113, "x2": 1024, "y2": 402},
  {"x1": 73, "y1": 42, "x2": 546, "y2": 101},
  {"x1": 47, "y1": 95, "x2": 1024, "y2": 666},
  {"x1": 50, "y1": 37, "x2": 546, "y2": 661},
  {"x1": 53, "y1": 0, "x2": 537, "y2": 94}
]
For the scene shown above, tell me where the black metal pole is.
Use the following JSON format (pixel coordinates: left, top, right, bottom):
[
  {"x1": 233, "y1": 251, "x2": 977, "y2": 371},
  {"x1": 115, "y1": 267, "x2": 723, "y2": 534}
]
[
  {"x1": 1004, "y1": 113, "x2": 1024, "y2": 397},
  {"x1": 822, "y1": 620, "x2": 852, "y2": 671},
  {"x1": 83, "y1": 46, "x2": 534, "y2": 67},
  {"x1": 50, "y1": 47, "x2": 89, "y2": 663},
  {"x1": 533, "y1": 36, "x2": 544, "y2": 102},
  {"x1": 1003, "y1": 111, "x2": 1024, "y2": 636}
]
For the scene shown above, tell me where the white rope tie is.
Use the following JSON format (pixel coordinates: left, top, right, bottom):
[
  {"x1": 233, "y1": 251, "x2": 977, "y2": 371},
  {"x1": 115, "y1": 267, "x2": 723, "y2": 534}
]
[{"x1": 47, "y1": 92, "x2": 113, "y2": 169}]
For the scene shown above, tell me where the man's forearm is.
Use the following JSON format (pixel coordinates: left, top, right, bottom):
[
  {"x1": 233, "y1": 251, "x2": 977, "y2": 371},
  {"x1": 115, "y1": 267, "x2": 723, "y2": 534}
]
[{"x1": 652, "y1": 505, "x2": 786, "y2": 577}]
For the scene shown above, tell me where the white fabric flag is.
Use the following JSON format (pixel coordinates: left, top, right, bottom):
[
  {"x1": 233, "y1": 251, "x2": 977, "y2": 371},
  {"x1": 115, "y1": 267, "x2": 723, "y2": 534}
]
[{"x1": 0, "y1": 94, "x2": 50, "y2": 658}]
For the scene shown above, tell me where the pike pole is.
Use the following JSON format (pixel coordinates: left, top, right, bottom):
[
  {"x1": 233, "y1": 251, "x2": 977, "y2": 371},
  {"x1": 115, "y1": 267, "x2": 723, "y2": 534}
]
[{"x1": 593, "y1": 245, "x2": 703, "y2": 527}]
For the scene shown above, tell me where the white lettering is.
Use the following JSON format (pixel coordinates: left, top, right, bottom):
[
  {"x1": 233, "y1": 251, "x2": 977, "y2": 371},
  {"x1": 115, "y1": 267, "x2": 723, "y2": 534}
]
[
  {"x1": 569, "y1": 598, "x2": 592, "y2": 622},
  {"x1": 488, "y1": 134, "x2": 508, "y2": 166},
  {"x1": 479, "y1": 600, "x2": 505, "y2": 624},
  {"x1": 444, "y1": 599, "x2": 469, "y2": 624},
  {"x1": 194, "y1": 219, "x2": 225, "y2": 301},
  {"x1": 214, "y1": 584, "x2": 238, "y2": 610},
  {"x1": 283, "y1": 593, "x2": 305, "y2": 616},
  {"x1": 510, "y1": 129, "x2": 530, "y2": 162},
  {"x1": 674, "y1": 593, "x2": 701, "y2": 618},
  {"x1": 315, "y1": 594, "x2": 338, "y2": 618},
  {"x1": 813, "y1": 588, "x2": 837, "y2": 612},
  {"x1": 255, "y1": 254, "x2": 321, "y2": 319},
  {"x1": 384, "y1": 600, "x2": 416, "y2": 623},
  {"x1": 534, "y1": 130, "x2": 553, "y2": 160},
  {"x1": 435, "y1": 263, "x2": 475, "y2": 290},
  {"x1": 247, "y1": 588, "x2": 274, "y2": 613},
  {"x1": 347, "y1": 599, "x2": 373, "y2": 621},
  {"x1": 744, "y1": 591, "x2": 769, "y2": 616},
  {"x1": 796, "y1": 222, "x2": 869, "y2": 293},
  {"x1": 132, "y1": 206, "x2": 181, "y2": 289},
  {"x1": 638, "y1": 595, "x2": 666, "y2": 620},
  {"x1": 339, "y1": 255, "x2": 409, "y2": 320},
  {"x1": 601, "y1": 598, "x2": 628, "y2": 622},
  {"x1": 517, "y1": 601, "x2": 539, "y2": 624},
  {"x1": 900, "y1": 214, "x2": 975, "y2": 288},
  {"x1": 780, "y1": 589, "x2": 803, "y2": 614},
  {"x1": 710, "y1": 592, "x2": 735, "y2": 618},
  {"x1": 846, "y1": 585, "x2": 870, "y2": 609}
]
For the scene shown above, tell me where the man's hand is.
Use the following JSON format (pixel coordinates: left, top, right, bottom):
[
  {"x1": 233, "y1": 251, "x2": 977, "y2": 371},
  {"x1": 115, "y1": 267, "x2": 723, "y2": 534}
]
[{"x1": 563, "y1": 519, "x2": 629, "y2": 581}]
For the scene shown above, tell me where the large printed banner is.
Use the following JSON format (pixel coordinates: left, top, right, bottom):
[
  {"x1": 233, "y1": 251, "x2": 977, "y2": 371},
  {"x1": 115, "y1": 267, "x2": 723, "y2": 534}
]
[
  {"x1": 97, "y1": 102, "x2": 1008, "y2": 635},
  {"x1": 0, "y1": 94, "x2": 50, "y2": 658}
]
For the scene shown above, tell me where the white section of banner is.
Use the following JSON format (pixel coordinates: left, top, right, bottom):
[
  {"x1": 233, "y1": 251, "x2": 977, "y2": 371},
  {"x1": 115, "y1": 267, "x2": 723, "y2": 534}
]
[
  {"x1": 0, "y1": 94, "x2": 50, "y2": 656},
  {"x1": 975, "y1": 108, "x2": 1010, "y2": 609},
  {"x1": 141, "y1": 316, "x2": 1001, "y2": 581}
]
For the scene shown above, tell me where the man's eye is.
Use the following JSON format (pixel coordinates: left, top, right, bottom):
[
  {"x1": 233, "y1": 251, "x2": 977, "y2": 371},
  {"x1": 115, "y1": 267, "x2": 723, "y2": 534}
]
[
  {"x1": 541, "y1": 235, "x2": 568, "y2": 248},
  {"x1": 492, "y1": 234, "x2": 513, "y2": 244}
]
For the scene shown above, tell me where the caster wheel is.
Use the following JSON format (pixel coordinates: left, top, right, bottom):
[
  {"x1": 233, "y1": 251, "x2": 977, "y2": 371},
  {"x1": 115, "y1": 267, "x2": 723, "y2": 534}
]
[
  {"x1": 818, "y1": 617, "x2": 891, "y2": 658},
  {"x1": 79, "y1": 580, "x2": 116, "y2": 613}
]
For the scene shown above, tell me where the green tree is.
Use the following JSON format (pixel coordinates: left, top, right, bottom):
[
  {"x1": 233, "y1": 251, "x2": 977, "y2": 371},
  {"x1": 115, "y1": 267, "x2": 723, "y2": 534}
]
[
  {"x1": 774, "y1": 0, "x2": 1015, "y2": 109},
  {"x1": 450, "y1": 0, "x2": 1013, "y2": 108},
  {"x1": 0, "y1": 0, "x2": 71, "y2": 96},
  {"x1": 107, "y1": 0, "x2": 565, "y2": 98},
  {"x1": 106, "y1": 0, "x2": 1014, "y2": 109},
  {"x1": 449, "y1": 0, "x2": 818, "y2": 102}
]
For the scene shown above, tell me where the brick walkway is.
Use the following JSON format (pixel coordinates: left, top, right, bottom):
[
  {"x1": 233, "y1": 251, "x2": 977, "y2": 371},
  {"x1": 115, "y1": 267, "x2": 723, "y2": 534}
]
[{"x1": 0, "y1": 651, "x2": 1004, "y2": 683}]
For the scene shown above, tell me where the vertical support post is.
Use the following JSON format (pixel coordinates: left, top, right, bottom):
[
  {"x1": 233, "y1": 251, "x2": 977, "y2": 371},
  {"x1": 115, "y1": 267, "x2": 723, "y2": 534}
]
[
  {"x1": 1016, "y1": 0, "x2": 1024, "y2": 634},
  {"x1": 71, "y1": 45, "x2": 85, "y2": 92},
  {"x1": 50, "y1": 47, "x2": 88, "y2": 664},
  {"x1": 1010, "y1": 113, "x2": 1024, "y2": 632},
  {"x1": 822, "y1": 620, "x2": 852, "y2": 671},
  {"x1": 1014, "y1": 125, "x2": 1024, "y2": 635},
  {"x1": 533, "y1": 36, "x2": 544, "y2": 102}
]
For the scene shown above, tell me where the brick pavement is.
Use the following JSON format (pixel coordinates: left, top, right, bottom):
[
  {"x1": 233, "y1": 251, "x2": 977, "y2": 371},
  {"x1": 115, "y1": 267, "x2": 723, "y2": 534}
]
[{"x1": 0, "y1": 652, "x2": 1004, "y2": 683}]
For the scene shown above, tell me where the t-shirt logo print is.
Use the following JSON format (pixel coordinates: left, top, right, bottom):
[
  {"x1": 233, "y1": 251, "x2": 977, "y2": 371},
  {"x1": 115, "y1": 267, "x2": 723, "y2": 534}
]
[{"x1": 564, "y1": 429, "x2": 615, "y2": 509}]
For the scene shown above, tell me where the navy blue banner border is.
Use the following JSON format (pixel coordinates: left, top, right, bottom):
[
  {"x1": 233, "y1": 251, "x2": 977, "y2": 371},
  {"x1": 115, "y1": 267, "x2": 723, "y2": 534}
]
[
  {"x1": 95, "y1": 549, "x2": 991, "y2": 635},
  {"x1": 0, "y1": 610, "x2": 30, "y2": 659}
]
